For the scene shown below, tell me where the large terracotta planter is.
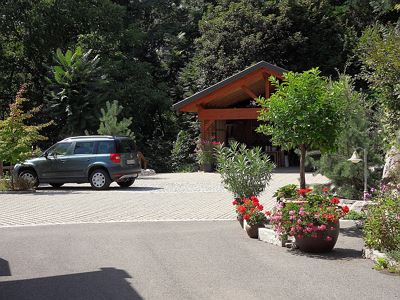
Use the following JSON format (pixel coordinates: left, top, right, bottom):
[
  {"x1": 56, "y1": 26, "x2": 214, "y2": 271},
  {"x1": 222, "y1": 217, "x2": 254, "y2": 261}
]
[
  {"x1": 244, "y1": 222, "x2": 264, "y2": 239},
  {"x1": 295, "y1": 221, "x2": 340, "y2": 253}
]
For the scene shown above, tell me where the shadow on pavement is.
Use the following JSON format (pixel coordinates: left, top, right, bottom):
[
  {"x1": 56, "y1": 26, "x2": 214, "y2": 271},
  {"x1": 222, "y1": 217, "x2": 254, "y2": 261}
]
[
  {"x1": 339, "y1": 226, "x2": 363, "y2": 238},
  {"x1": 288, "y1": 247, "x2": 362, "y2": 261},
  {"x1": 0, "y1": 258, "x2": 11, "y2": 276},
  {"x1": 0, "y1": 267, "x2": 143, "y2": 300}
]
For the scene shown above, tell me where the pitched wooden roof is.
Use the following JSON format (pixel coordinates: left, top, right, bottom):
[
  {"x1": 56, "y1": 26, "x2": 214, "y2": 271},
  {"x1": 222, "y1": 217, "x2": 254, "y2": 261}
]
[{"x1": 173, "y1": 61, "x2": 287, "y2": 112}]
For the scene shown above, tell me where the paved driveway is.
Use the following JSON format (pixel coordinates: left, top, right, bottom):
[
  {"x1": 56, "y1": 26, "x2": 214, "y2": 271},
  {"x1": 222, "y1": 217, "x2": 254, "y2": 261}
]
[
  {"x1": 0, "y1": 221, "x2": 399, "y2": 300},
  {"x1": 0, "y1": 170, "x2": 328, "y2": 227}
]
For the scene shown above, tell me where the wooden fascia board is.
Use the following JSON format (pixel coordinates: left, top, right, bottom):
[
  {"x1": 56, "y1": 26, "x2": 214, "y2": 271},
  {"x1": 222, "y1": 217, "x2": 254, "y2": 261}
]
[
  {"x1": 183, "y1": 71, "x2": 263, "y2": 112},
  {"x1": 198, "y1": 108, "x2": 260, "y2": 121}
]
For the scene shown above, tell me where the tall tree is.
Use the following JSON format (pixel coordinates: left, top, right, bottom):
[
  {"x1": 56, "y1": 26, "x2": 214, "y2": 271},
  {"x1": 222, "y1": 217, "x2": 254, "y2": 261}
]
[
  {"x1": 358, "y1": 25, "x2": 400, "y2": 144},
  {"x1": 46, "y1": 47, "x2": 107, "y2": 136},
  {"x1": 257, "y1": 69, "x2": 348, "y2": 188}
]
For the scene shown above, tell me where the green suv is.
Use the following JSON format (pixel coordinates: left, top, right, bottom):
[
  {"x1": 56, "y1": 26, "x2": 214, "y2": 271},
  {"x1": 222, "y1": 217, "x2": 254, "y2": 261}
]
[{"x1": 13, "y1": 136, "x2": 141, "y2": 190}]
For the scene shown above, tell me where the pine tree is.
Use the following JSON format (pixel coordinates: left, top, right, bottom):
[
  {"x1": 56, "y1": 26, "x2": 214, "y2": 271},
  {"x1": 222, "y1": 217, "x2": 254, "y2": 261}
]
[{"x1": 97, "y1": 100, "x2": 135, "y2": 140}]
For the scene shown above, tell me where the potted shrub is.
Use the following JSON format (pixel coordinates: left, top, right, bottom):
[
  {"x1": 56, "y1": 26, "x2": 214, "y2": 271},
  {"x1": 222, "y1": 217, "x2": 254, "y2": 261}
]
[
  {"x1": 233, "y1": 196, "x2": 266, "y2": 238},
  {"x1": 268, "y1": 188, "x2": 350, "y2": 252},
  {"x1": 196, "y1": 137, "x2": 220, "y2": 172},
  {"x1": 216, "y1": 141, "x2": 275, "y2": 226}
]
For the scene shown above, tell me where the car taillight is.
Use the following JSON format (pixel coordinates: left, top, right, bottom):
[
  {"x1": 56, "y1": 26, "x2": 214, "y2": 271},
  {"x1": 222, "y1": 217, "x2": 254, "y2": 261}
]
[{"x1": 110, "y1": 153, "x2": 121, "y2": 164}]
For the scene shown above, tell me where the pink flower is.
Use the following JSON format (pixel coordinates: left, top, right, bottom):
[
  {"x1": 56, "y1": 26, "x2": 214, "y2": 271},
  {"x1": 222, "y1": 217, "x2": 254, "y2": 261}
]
[
  {"x1": 289, "y1": 210, "x2": 295, "y2": 215},
  {"x1": 232, "y1": 200, "x2": 238, "y2": 205},
  {"x1": 326, "y1": 236, "x2": 332, "y2": 241},
  {"x1": 318, "y1": 224, "x2": 326, "y2": 231}
]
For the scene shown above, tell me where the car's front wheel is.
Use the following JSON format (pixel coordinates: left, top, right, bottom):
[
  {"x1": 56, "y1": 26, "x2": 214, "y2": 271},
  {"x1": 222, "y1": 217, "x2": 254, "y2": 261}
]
[
  {"x1": 89, "y1": 169, "x2": 111, "y2": 190},
  {"x1": 117, "y1": 179, "x2": 135, "y2": 188},
  {"x1": 19, "y1": 170, "x2": 39, "y2": 188}
]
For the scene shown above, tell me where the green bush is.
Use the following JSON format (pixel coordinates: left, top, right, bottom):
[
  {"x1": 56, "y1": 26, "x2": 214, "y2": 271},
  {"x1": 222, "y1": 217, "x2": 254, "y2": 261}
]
[
  {"x1": 363, "y1": 192, "x2": 400, "y2": 252},
  {"x1": 273, "y1": 184, "x2": 298, "y2": 200},
  {"x1": 171, "y1": 130, "x2": 196, "y2": 172},
  {"x1": 216, "y1": 142, "x2": 275, "y2": 199},
  {"x1": 343, "y1": 210, "x2": 366, "y2": 220}
]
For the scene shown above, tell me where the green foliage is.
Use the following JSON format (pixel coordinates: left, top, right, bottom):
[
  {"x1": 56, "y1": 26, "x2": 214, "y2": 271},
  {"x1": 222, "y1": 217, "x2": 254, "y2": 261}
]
[
  {"x1": 0, "y1": 86, "x2": 52, "y2": 165},
  {"x1": 257, "y1": 69, "x2": 348, "y2": 187},
  {"x1": 363, "y1": 191, "x2": 400, "y2": 252},
  {"x1": 257, "y1": 69, "x2": 347, "y2": 152},
  {"x1": 180, "y1": 0, "x2": 348, "y2": 93},
  {"x1": 47, "y1": 46, "x2": 107, "y2": 135},
  {"x1": 373, "y1": 257, "x2": 389, "y2": 270},
  {"x1": 313, "y1": 75, "x2": 383, "y2": 199},
  {"x1": 358, "y1": 25, "x2": 400, "y2": 143},
  {"x1": 273, "y1": 184, "x2": 298, "y2": 200},
  {"x1": 195, "y1": 137, "x2": 220, "y2": 166},
  {"x1": 216, "y1": 142, "x2": 275, "y2": 198},
  {"x1": 171, "y1": 130, "x2": 196, "y2": 172},
  {"x1": 97, "y1": 100, "x2": 135, "y2": 139},
  {"x1": 343, "y1": 210, "x2": 366, "y2": 220}
]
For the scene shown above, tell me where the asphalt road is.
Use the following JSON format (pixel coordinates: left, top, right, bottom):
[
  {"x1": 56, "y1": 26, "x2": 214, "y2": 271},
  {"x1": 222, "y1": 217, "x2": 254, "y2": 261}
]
[{"x1": 0, "y1": 221, "x2": 398, "y2": 300}]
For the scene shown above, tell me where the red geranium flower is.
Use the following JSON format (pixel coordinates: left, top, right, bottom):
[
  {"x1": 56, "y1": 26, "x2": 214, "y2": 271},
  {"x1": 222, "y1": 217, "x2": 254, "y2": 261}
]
[
  {"x1": 265, "y1": 211, "x2": 271, "y2": 216},
  {"x1": 238, "y1": 206, "x2": 246, "y2": 213},
  {"x1": 243, "y1": 214, "x2": 250, "y2": 220},
  {"x1": 297, "y1": 188, "x2": 313, "y2": 195},
  {"x1": 331, "y1": 197, "x2": 340, "y2": 204},
  {"x1": 323, "y1": 187, "x2": 329, "y2": 192},
  {"x1": 232, "y1": 200, "x2": 238, "y2": 205},
  {"x1": 258, "y1": 204, "x2": 264, "y2": 211},
  {"x1": 342, "y1": 206, "x2": 350, "y2": 214}
]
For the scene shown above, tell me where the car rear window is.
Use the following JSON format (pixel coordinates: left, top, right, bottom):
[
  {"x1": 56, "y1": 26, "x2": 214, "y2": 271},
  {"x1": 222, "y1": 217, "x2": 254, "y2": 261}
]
[
  {"x1": 116, "y1": 139, "x2": 136, "y2": 153},
  {"x1": 96, "y1": 141, "x2": 116, "y2": 154}
]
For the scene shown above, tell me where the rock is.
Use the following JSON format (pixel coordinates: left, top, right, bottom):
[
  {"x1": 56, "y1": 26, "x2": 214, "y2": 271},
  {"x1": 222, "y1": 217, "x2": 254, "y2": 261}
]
[
  {"x1": 140, "y1": 169, "x2": 156, "y2": 176},
  {"x1": 349, "y1": 201, "x2": 368, "y2": 212},
  {"x1": 382, "y1": 146, "x2": 400, "y2": 183}
]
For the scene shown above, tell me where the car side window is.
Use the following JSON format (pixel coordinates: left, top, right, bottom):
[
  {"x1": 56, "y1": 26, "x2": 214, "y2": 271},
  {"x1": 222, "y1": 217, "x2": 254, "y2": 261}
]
[
  {"x1": 96, "y1": 141, "x2": 116, "y2": 154},
  {"x1": 73, "y1": 142, "x2": 95, "y2": 155},
  {"x1": 48, "y1": 142, "x2": 72, "y2": 156}
]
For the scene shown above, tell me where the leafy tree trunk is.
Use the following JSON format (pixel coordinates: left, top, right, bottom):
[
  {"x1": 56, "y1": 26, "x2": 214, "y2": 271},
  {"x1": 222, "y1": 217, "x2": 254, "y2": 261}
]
[
  {"x1": 299, "y1": 144, "x2": 306, "y2": 188},
  {"x1": 0, "y1": 161, "x2": 3, "y2": 178}
]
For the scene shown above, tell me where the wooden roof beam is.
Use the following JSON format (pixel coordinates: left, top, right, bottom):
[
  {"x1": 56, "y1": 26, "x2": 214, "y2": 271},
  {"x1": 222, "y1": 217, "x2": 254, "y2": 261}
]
[{"x1": 241, "y1": 85, "x2": 258, "y2": 99}]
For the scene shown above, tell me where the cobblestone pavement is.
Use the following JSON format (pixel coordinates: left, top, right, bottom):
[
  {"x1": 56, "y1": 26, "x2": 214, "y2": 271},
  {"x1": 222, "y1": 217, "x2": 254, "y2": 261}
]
[{"x1": 0, "y1": 170, "x2": 328, "y2": 227}]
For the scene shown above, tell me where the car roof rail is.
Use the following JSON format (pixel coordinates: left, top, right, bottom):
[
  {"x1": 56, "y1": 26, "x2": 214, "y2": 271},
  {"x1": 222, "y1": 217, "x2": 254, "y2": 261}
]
[{"x1": 61, "y1": 135, "x2": 114, "y2": 141}]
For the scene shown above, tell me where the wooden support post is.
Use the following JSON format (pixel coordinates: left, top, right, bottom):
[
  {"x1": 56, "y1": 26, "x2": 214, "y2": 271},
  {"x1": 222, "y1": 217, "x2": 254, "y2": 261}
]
[{"x1": 262, "y1": 72, "x2": 271, "y2": 99}]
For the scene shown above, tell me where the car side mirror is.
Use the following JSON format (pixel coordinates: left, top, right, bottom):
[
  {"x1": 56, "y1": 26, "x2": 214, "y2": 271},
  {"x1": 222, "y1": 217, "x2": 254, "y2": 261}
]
[{"x1": 44, "y1": 152, "x2": 49, "y2": 159}]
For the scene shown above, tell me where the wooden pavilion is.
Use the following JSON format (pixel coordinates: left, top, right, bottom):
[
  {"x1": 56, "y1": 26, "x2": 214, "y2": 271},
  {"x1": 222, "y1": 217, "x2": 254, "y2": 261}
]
[{"x1": 173, "y1": 61, "x2": 294, "y2": 167}]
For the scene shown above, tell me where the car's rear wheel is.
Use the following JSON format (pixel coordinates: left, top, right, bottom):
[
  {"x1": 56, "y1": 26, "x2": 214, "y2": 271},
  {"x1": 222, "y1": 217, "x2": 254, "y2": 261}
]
[
  {"x1": 117, "y1": 179, "x2": 135, "y2": 188},
  {"x1": 89, "y1": 169, "x2": 111, "y2": 190},
  {"x1": 19, "y1": 170, "x2": 39, "y2": 188},
  {"x1": 49, "y1": 183, "x2": 64, "y2": 188}
]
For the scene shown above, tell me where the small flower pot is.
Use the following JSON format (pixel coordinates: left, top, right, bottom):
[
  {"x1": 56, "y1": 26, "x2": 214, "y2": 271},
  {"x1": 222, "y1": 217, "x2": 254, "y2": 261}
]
[
  {"x1": 244, "y1": 222, "x2": 265, "y2": 239},
  {"x1": 295, "y1": 221, "x2": 340, "y2": 253}
]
